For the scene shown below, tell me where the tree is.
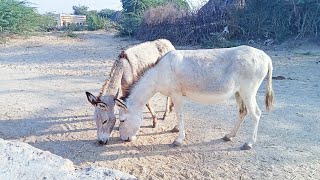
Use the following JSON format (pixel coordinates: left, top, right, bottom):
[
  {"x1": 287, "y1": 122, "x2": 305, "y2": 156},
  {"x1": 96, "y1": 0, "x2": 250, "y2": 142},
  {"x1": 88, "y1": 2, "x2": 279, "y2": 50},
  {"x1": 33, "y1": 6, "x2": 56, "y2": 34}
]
[
  {"x1": 72, "y1": 5, "x2": 89, "y2": 15},
  {"x1": 86, "y1": 12, "x2": 109, "y2": 31},
  {"x1": 166, "y1": 0, "x2": 189, "y2": 10},
  {"x1": 0, "y1": 0, "x2": 40, "y2": 34},
  {"x1": 98, "y1": 9, "x2": 116, "y2": 19},
  {"x1": 38, "y1": 12, "x2": 56, "y2": 31}
]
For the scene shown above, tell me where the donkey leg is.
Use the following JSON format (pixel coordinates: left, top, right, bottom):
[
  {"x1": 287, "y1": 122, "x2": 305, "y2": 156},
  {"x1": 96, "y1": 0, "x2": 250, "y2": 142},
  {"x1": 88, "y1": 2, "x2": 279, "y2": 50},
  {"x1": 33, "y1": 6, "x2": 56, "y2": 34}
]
[
  {"x1": 171, "y1": 96, "x2": 184, "y2": 146},
  {"x1": 240, "y1": 96, "x2": 261, "y2": 150},
  {"x1": 223, "y1": 92, "x2": 247, "y2": 141},
  {"x1": 163, "y1": 97, "x2": 178, "y2": 132},
  {"x1": 146, "y1": 102, "x2": 157, "y2": 128},
  {"x1": 169, "y1": 100, "x2": 174, "y2": 112},
  {"x1": 162, "y1": 97, "x2": 170, "y2": 120}
]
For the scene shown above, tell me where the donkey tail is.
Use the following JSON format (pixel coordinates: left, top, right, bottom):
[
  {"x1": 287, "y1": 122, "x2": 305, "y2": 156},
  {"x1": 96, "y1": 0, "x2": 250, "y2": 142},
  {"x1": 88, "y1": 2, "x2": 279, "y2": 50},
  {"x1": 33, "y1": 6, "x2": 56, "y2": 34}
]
[{"x1": 265, "y1": 58, "x2": 274, "y2": 111}]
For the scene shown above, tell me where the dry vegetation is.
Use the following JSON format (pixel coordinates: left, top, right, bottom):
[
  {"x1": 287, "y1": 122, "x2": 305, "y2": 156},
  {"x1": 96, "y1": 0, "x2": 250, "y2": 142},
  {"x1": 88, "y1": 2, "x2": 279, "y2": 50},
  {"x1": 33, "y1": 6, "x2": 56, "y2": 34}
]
[{"x1": 136, "y1": 0, "x2": 320, "y2": 46}]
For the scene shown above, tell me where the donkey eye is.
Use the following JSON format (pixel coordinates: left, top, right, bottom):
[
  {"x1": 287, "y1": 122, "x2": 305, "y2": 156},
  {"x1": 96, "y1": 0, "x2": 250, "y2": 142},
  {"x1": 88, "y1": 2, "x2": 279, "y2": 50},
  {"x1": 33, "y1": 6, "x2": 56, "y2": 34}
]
[
  {"x1": 120, "y1": 120, "x2": 125, "y2": 123},
  {"x1": 97, "y1": 103, "x2": 108, "y2": 110},
  {"x1": 102, "y1": 120, "x2": 108, "y2": 124}
]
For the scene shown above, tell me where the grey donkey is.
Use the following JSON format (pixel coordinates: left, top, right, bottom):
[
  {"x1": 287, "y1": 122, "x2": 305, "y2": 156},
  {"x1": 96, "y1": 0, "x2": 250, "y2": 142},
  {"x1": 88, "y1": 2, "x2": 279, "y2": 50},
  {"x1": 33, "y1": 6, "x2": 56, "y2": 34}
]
[{"x1": 86, "y1": 39, "x2": 175, "y2": 144}]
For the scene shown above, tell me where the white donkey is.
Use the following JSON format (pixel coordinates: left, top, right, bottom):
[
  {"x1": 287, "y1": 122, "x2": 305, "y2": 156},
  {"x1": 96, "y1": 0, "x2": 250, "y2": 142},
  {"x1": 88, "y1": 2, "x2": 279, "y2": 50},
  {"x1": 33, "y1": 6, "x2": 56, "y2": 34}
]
[
  {"x1": 115, "y1": 45, "x2": 274, "y2": 150},
  {"x1": 86, "y1": 39, "x2": 175, "y2": 144}
]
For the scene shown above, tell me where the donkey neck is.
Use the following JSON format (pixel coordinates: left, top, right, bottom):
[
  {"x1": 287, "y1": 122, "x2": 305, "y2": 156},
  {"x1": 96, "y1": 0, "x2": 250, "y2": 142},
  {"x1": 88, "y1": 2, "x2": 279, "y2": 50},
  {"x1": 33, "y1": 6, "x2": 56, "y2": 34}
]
[
  {"x1": 105, "y1": 59, "x2": 125, "y2": 95},
  {"x1": 126, "y1": 69, "x2": 158, "y2": 109}
]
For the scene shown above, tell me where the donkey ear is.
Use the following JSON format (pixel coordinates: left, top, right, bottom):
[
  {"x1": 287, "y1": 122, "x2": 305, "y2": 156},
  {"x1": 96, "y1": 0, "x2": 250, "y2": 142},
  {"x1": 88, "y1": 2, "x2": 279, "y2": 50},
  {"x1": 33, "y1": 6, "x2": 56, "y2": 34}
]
[
  {"x1": 115, "y1": 99, "x2": 127, "y2": 110},
  {"x1": 114, "y1": 88, "x2": 120, "y2": 99},
  {"x1": 86, "y1": 92, "x2": 97, "y2": 105}
]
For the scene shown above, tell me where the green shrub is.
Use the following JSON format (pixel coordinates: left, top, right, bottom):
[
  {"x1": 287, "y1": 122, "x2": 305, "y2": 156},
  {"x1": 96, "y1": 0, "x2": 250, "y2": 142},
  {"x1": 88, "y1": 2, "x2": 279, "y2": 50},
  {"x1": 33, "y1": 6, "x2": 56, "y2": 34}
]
[
  {"x1": 87, "y1": 13, "x2": 112, "y2": 31},
  {"x1": 117, "y1": 13, "x2": 142, "y2": 36},
  {"x1": 98, "y1": 9, "x2": 116, "y2": 19},
  {"x1": 0, "y1": 0, "x2": 40, "y2": 35},
  {"x1": 38, "y1": 13, "x2": 56, "y2": 32},
  {"x1": 65, "y1": 31, "x2": 77, "y2": 38}
]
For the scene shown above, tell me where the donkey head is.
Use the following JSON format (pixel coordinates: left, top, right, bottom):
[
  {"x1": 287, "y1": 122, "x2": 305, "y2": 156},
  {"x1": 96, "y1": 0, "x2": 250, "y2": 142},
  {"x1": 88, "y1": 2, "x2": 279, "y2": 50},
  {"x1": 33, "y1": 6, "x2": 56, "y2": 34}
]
[
  {"x1": 115, "y1": 99, "x2": 142, "y2": 142},
  {"x1": 85, "y1": 90, "x2": 120, "y2": 145}
]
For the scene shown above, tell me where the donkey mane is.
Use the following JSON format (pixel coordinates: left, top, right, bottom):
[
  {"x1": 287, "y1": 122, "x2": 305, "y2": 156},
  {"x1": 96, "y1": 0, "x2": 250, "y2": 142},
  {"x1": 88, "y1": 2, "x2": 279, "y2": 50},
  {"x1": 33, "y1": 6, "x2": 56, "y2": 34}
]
[
  {"x1": 120, "y1": 58, "x2": 160, "y2": 101},
  {"x1": 97, "y1": 51, "x2": 130, "y2": 99},
  {"x1": 97, "y1": 59, "x2": 120, "y2": 99}
]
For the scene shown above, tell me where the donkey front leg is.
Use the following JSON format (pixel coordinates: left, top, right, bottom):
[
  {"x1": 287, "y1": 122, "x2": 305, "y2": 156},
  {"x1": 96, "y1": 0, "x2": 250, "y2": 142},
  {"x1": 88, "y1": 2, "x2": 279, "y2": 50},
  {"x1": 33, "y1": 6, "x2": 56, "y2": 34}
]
[
  {"x1": 146, "y1": 102, "x2": 157, "y2": 128},
  {"x1": 171, "y1": 96, "x2": 185, "y2": 146}
]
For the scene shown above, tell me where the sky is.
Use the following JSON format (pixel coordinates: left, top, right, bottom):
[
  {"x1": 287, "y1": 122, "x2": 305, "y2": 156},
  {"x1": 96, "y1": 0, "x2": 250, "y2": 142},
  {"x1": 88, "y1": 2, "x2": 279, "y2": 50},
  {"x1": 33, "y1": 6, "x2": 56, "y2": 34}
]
[{"x1": 27, "y1": 0, "x2": 207, "y2": 14}]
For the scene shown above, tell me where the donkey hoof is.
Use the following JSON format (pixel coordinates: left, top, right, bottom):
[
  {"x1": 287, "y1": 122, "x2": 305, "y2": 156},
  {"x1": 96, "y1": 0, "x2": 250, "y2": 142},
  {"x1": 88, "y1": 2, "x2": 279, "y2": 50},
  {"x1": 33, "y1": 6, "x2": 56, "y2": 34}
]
[
  {"x1": 169, "y1": 105, "x2": 174, "y2": 112},
  {"x1": 170, "y1": 127, "x2": 179, "y2": 133},
  {"x1": 222, "y1": 135, "x2": 231, "y2": 142},
  {"x1": 162, "y1": 114, "x2": 167, "y2": 120},
  {"x1": 171, "y1": 140, "x2": 182, "y2": 147},
  {"x1": 152, "y1": 117, "x2": 157, "y2": 128},
  {"x1": 240, "y1": 143, "x2": 252, "y2": 150}
]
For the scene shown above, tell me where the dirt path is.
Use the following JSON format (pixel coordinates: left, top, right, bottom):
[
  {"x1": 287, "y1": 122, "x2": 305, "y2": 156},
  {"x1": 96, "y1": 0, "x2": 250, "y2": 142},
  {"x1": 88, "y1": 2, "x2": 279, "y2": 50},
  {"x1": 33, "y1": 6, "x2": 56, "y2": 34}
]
[{"x1": 0, "y1": 32, "x2": 319, "y2": 179}]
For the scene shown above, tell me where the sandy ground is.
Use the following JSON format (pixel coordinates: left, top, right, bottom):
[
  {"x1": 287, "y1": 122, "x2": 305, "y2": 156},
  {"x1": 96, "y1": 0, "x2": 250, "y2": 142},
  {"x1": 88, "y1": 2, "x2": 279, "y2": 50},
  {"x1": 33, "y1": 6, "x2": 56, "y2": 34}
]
[{"x1": 0, "y1": 31, "x2": 319, "y2": 179}]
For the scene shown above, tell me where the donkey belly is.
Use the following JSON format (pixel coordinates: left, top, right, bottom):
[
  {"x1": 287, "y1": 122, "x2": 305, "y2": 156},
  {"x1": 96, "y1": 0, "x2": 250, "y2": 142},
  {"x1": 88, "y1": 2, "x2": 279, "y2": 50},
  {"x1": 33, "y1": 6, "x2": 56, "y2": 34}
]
[
  {"x1": 184, "y1": 90, "x2": 235, "y2": 104},
  {"x1": 180, "y1": 77, "x2": 239, "y2": 104}
]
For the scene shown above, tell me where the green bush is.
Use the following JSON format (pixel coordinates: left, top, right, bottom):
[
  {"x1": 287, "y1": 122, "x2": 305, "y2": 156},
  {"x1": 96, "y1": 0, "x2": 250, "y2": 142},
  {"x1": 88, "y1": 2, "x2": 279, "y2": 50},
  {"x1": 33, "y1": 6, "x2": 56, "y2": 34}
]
[
  {"x1": 98, "y1": 9, "x2": 116, "y2": 19},
  {"x1": 0, "y1": 0, "x2": 40, "y2": 35},
  {"x1": 117, "y1": 13, "x2": 142, "y2": 36},
  {"x1": 87, "y1": 12, "x2": 113, "y2": 31},
  {"x1": 38, "y1": 13, "x2": 56, "y2": 32},
  {"x1": 64, "y1": 31, "x2": 78, "y2": 38}
]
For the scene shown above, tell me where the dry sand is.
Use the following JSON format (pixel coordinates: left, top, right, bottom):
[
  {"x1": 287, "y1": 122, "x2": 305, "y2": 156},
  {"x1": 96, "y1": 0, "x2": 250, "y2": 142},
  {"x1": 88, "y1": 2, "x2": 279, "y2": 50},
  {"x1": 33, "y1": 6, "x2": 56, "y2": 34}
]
[{"x1": 0, "y1": 31, "x2": 319, "y2": 179}]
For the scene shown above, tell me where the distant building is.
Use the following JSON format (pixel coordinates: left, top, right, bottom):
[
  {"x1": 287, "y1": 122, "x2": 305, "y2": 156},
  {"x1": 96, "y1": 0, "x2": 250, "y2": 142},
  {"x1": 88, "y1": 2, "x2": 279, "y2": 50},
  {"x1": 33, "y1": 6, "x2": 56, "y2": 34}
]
[{"x1": 56, "y1": 14, "x2": 86, "y2": 27}]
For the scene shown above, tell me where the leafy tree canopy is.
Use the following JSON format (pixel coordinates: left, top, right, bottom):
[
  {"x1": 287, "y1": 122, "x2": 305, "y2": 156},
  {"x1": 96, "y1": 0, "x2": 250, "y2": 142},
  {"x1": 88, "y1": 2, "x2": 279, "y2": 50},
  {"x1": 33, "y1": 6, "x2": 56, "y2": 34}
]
[{"x1": 72, "y1": 5, "x2": 89, "y2": 15}]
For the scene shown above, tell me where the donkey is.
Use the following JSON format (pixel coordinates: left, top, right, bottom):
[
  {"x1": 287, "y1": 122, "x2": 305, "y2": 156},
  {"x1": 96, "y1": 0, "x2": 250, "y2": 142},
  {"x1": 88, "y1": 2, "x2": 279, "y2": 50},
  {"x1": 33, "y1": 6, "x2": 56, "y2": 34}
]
[
  {"x1": 86, "y1": 39, "x2": 175, "y2": 144},
  {"x1": 114, "y1": 45, "x2": 274, "y2": 150}
]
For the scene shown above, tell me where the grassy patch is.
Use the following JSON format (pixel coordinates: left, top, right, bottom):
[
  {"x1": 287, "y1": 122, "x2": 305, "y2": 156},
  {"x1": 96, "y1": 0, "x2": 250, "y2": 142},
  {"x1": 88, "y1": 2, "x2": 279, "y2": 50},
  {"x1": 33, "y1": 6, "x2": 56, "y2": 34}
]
[{"x1": 61, "y1": 31, "x2": 78, "y2": 38}]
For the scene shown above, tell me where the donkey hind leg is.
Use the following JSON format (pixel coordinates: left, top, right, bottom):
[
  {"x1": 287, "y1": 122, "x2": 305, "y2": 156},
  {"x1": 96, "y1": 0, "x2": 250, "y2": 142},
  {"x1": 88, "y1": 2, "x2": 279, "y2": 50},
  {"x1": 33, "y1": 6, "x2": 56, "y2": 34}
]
[
  {"x1": 240, "y1": 95, "x2": 262, "y2": 150},
  {"x1": 169, "y1": 99, "x2": 174, "y2": 112},
  {"x1": 163, "y1": 97, "x2": 175, "y2": 120},
  {"x1": 171, "y1": 96, "x2": 185, "y2": 146},
  {"x1": 163, "y1": 97, "x2": 171, "y2": 120},
  {"x1": 146, "y1": 102, "x2": 157, "y2": 128},
  {"x1": 162, "y1": 97, "x2": 178, "y2": 132},
  {"x1": 223, "y1": 92, "x2": 248, "y2": 142}
]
